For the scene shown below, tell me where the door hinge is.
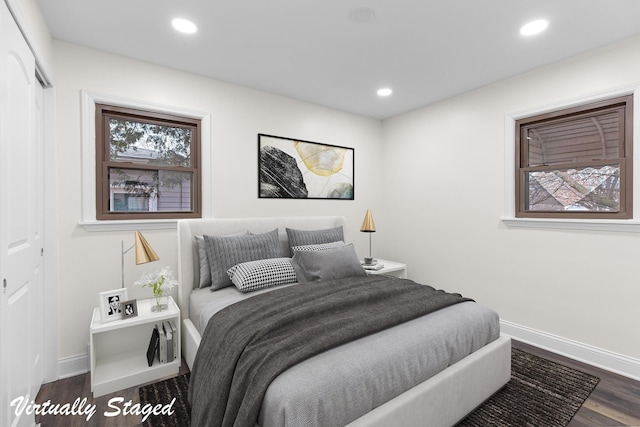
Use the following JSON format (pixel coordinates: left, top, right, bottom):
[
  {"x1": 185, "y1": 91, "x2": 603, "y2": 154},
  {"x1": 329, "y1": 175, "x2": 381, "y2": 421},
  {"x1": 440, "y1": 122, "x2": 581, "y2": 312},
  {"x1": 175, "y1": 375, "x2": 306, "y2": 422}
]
[
  {"x1": 3, "y1": 278, "x2": 6, "y2": 294},
  {"x1": 41, "y1": 248, "x2": 44, "y2": 256}
]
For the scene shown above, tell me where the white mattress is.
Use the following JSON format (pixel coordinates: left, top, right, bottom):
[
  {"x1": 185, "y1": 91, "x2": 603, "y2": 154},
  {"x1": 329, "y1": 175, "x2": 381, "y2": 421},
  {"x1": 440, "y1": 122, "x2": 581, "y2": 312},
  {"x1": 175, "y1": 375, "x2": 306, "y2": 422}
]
[{"x1": 190, "y1": 283, "x2": 501, "y2": 427}]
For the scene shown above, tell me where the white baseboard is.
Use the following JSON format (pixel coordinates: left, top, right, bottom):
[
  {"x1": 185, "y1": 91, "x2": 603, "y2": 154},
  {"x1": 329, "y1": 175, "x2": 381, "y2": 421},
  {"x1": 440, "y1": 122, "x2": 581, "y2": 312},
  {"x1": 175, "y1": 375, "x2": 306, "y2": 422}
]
[
  {"x1": 501, "y1": 320, "x2": 640, "y2": 381},
  {"x1": 58, "y1": 354, "x2": 88, "y2": 380}
]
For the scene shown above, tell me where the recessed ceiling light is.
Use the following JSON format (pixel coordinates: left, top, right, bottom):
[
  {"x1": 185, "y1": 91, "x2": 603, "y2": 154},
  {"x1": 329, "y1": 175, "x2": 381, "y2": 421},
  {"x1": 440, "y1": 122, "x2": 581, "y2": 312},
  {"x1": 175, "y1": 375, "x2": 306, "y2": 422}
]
[
  {"x1": 172, "y1": 18, "x2": 197, "y2": 34},
  {"x1": 520, "y1": 19, "x2": 548, "y2": 36},
  {"x1": 377, "y1": 88, "x2": 393, "y2": 97}
]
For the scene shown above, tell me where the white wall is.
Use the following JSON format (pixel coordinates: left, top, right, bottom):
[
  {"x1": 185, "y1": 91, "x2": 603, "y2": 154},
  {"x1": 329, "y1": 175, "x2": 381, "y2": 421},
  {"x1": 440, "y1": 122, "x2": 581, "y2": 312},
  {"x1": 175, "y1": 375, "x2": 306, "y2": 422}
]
[
  {"x1": 53, "y1": 41, "x2": 383, "y2": 360},
  {"x1": 381, "y1": 35, "x2": 640, "y2": 360},
  {"x1": 43, "y1": 22, "x2": 640, "y2": 370}
]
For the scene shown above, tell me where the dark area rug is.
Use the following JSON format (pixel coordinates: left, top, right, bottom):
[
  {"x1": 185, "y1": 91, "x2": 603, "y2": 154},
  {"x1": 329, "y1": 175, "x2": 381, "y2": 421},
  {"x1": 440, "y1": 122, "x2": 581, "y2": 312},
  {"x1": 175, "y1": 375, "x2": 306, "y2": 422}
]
[
  {"x1": 139, "y1": 348, "x2": 599, "y2": 427},
  {"x1": 138, "y1": 372, "x2": 190, "y2": 427},
  {"x1": 457, "y1": 347, "x2": 600, "y2": 426}
]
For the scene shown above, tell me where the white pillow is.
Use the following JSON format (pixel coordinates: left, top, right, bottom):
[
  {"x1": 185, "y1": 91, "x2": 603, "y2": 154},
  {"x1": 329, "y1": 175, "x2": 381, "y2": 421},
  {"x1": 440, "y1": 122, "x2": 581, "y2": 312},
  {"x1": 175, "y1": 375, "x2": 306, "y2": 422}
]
[
  {"x1": 291, "y1": 241, "x2": 344, "y2": 252},
  {"x1": 227, "y1": 258, "x2": 297, "y2": 293}
]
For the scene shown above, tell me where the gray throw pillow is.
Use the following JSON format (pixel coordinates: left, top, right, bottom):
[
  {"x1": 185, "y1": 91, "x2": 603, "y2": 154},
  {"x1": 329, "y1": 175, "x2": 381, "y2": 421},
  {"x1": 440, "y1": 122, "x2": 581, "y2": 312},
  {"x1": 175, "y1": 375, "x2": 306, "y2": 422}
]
[
  {"x1": 286, "y1": 226, "x2": 344, "y2": 254},
  {"x1": 292, "y1": 243, "x2": 366, "y2": 282},
  {"x1": 195, "y1": 230, "x2": 248, "y2": 288},
  {"x1": 204, "y1": 229, "x2": 280, "y2": 290}
]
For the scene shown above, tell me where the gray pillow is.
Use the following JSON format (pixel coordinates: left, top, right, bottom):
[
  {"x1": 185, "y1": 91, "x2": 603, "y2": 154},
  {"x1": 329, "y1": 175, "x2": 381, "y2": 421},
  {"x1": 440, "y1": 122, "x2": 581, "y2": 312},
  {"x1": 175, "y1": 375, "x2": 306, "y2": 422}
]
[
  {"x1": 195, "y1": 230, "x2": 248, "y2": 288},
  {"x1": 286, "y1": 226, "x2": 344, "y2": 254},
  {"x1": 204, "y1": 229, "x2": 280, "y2": 290},
  {"x1": 292, "y1": 243, "x2": 366, "y2": 282}
]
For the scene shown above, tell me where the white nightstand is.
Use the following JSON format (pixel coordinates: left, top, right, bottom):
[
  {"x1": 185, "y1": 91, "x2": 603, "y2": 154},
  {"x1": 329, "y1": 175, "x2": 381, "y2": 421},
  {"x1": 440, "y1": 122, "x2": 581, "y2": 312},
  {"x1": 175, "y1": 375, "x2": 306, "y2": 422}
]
[
  {"x1": 363, "y1": 259, "x2": 407, "y2": 278},
  {"x1": 89, "y1": 296, "x2": 181, "y2": 397}
]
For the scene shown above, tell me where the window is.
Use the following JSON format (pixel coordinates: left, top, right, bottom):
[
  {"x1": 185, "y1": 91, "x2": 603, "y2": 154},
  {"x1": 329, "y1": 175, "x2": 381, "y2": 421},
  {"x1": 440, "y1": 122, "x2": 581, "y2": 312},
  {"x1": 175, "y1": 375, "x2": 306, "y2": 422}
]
[
  {"x1": 95, "y1": 104, "x2": 201, "y2": 220},
  {"x1": 515, "y1": 95, "x2": 633, "y2": 219}
]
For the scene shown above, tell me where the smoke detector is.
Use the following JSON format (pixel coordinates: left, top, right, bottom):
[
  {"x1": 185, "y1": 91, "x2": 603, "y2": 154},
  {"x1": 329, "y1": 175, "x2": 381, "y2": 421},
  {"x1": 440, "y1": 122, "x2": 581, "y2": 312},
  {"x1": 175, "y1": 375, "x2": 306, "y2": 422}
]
[{"x1": 349, "y1": 7, "x2": 375, "y2": 24}]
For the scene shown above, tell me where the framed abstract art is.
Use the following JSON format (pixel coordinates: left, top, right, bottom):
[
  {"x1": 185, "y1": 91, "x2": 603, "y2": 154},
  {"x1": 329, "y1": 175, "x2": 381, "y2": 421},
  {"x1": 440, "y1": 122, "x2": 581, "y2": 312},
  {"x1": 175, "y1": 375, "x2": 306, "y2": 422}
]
[{"x1": 258, "y1": 134, "x2": 354, "y2": 199}]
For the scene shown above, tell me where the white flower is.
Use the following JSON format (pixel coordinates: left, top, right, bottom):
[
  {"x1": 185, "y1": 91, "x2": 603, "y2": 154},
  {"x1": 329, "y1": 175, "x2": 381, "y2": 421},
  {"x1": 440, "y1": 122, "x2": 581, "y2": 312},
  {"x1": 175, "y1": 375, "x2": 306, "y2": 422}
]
[{"x1": 134, "y1": 266, "x2": 178, "y2": 297}]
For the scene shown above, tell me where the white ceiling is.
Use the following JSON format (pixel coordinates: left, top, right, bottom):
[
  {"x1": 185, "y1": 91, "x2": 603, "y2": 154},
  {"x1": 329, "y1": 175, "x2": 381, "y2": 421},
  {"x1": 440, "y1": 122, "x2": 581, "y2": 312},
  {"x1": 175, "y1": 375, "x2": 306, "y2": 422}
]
[{"x1": 36, "y1": 0, "x2": 640, "y2": 119}]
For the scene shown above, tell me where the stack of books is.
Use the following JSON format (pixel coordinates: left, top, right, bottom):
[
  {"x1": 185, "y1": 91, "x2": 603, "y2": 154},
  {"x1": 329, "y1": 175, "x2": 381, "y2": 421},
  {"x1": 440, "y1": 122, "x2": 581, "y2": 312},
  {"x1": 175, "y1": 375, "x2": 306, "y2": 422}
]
[
  {"x1": 363, "y1": 262, "x2": 384, "y2": 271},
  {"x1": 146, "y1": 320, "x2": 178, "y2": 367}
]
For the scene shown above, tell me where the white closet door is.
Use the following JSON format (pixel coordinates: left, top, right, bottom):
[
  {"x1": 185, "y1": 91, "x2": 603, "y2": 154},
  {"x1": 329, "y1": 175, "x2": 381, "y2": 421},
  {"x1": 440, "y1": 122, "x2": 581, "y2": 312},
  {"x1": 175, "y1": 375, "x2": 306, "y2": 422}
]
[{"x1": 0, "y1": 1, "x2": 44, "y2": 426}]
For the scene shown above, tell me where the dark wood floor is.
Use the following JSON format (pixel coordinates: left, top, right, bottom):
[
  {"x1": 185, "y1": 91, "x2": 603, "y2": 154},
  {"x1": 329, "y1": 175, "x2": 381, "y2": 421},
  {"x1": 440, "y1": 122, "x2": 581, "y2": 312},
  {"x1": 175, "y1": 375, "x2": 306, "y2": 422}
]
[
  {"x1": 34, "y1": 340, "x2": 640, "y2": 426},
  {"x1": 34, "y1": 361, "x2": 190, "y2": 427},
  {"x1": 513, "y1": 341, "x2": 640, "y2": 427}
]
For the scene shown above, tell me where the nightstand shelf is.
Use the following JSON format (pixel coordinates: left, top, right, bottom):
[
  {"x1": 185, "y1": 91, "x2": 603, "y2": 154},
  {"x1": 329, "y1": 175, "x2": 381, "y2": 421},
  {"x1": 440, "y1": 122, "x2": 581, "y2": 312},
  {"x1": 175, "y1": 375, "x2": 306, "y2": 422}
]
[
  {"x1": 90, "y1": 296, "x2": 180, "y2": 397},
  {"x1": 363, "y1": 259, "x2": 407, "y2": 278}
]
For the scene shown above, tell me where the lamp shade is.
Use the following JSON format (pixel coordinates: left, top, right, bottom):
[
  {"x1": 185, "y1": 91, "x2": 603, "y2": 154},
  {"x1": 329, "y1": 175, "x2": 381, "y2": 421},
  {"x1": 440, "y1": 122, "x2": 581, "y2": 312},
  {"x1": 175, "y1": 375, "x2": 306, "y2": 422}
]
[
  {"x1": 360, "y1": 209, "x2": 376, "y2": 233},
  {"x1": 134, "y1": 231, "x2": 160, "y2": 265}
]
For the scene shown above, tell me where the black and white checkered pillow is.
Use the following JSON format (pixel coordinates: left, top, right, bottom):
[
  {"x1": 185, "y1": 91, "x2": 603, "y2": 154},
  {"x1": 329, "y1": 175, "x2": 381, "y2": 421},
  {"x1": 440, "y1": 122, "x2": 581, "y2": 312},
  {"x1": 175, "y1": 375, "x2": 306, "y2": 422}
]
[
  {"x1": 227, "y1": 258, "x2": 297, "y2": 292},
  {"x1": 291, "y1": 241, "x2": 345, "y2": 252}
]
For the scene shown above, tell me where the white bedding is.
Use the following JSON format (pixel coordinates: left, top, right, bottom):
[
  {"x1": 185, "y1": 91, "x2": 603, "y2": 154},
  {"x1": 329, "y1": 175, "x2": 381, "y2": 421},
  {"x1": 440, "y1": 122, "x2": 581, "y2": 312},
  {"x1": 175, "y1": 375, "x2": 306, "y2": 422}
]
[{"x1": 190, "y1": 282, "x2": 500, "y2": 427}]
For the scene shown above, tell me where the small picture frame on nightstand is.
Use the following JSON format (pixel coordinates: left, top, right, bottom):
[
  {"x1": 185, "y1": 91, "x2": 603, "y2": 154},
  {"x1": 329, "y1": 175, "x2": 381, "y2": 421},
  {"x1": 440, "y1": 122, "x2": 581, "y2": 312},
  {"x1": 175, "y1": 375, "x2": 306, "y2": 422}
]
[
  {"x1": 121, "y1": 299, "x2": 138, "y2": 319},
  {"x1": 98, "y1": 289, "x2": 128, "y2": 323}
]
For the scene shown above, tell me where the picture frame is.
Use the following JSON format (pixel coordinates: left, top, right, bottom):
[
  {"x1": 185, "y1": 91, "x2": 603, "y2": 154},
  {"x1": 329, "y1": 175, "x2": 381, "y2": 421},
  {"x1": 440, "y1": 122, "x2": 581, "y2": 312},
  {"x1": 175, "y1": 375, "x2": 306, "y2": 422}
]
[
  {"x1": 98, "y1": 289, "x2": 128, "y2": 323},
  {"x1": 121, "y1": 299, "x2": 138, "y2": 319},
  {"x1": 258, "y1": 134, "x2": 354, "y2": 199}
]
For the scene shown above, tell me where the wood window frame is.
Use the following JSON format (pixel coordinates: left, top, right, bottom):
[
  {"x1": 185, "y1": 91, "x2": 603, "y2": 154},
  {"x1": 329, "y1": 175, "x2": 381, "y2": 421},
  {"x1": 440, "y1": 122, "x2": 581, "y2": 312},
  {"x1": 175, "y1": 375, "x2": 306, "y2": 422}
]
[
  {"x1": 515, "y1": 95, "x2": 633, "y2": 219},
  {"x1": 95, "y1": 104, "x2": 202, "y2": 220}
]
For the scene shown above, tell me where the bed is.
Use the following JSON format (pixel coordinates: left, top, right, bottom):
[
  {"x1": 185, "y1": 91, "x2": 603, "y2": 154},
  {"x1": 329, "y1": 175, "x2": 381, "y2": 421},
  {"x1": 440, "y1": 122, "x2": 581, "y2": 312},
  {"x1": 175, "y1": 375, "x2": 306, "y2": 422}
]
[{"x1": 177, "y1": 216, "x2": 511, "y2": 427}]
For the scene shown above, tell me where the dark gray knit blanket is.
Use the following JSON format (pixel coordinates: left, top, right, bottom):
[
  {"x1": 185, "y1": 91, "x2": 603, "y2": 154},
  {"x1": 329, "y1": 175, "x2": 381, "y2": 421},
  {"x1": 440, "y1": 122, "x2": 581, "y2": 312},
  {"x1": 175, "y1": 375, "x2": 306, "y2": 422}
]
[{"x1": 188, "y1": 274, "x2": 472, "y2": 427}]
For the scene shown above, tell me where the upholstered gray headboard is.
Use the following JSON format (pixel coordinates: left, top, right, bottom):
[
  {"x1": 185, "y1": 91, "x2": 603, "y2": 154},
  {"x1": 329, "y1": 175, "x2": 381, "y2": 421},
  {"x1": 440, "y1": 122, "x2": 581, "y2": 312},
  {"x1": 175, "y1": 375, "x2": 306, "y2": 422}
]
[{"x1": 176, "y1": 216, "x2": 348, "y2": 319}]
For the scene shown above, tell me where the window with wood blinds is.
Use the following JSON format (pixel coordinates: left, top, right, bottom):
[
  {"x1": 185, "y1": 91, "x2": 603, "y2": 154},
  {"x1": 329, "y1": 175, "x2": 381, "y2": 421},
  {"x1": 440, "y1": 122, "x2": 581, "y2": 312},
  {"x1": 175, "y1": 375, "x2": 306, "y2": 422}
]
[
  {"x1": 515, "y1": 95, "x2": 633, "y2": 219},
  {"x1": 95, "y1": 104, "x2": 202, "y2": 220}
]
